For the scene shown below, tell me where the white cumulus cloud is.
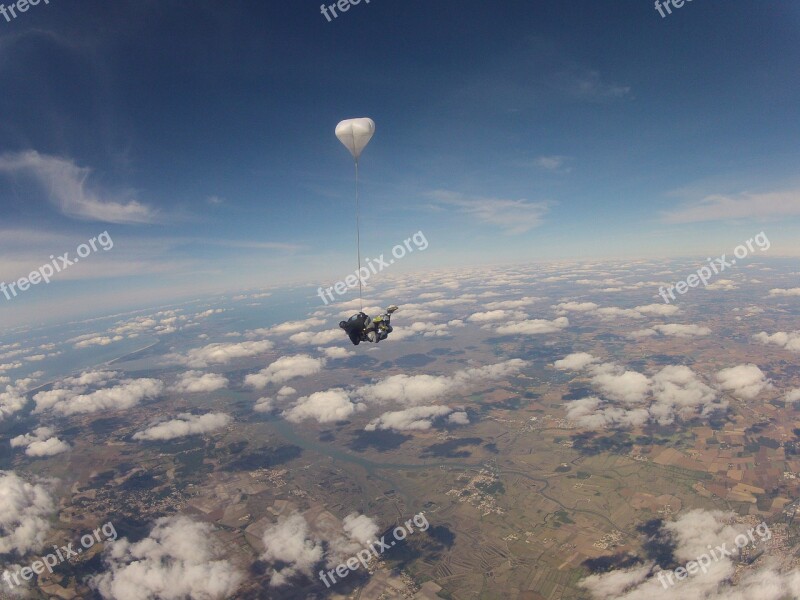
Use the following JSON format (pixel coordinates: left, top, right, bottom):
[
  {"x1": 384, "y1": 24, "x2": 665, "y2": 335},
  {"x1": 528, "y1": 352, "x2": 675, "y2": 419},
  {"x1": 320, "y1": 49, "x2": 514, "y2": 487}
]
[
  {"x1": 33, "y1": 373, "x2": 163, "y2": 416},
  {"x1": 132, "y1": 412, "x2": 232, "y2": 441},
  {"x1": 716, "y1": 364, "x2": 772, "y2": 400},
  {"x1": 283, "y1": 389, "x2": 363, "y2": 424},
  {"x1": 651, "y1": 323, "x2": 711, "y2": 338},
  {"x1": 356, "y1": 359, "x2": 527, "y2": 406},
  {"x1": 554, "y1": 352, "x2": 599, "y2": 371},
  {"x1": 0, "y1": 471, "x2": 55, "y2": 556},
  {"x1": 177, "y1": 340, "x2": 273, "y2": 368},
  {"x1": 245, "y1": 354, "x2": 326, "y2": 390},
  {"x1": 10, "y1": 427, "x2": 70, "y2": 457},
  {"x1": 754, "y1": 330, "x2": 800, "y2": 353},
  {"x1": 170, "y1": 370, "x2": 229, "y2": 393},
  {"x1": 365, "y1": 405, "x2": 455, "y2": 431},
  {"x1": 768, "y1": 287, "x2": 800, "y2": 297},
  {"x1": 495, "y1": 316, "x2": 569, "y2": 335},
  {"x1": 261, "y1": 513, "x2": 324, "y2": 587},
  {"x1": 91, "y1": 515, "x2": 242, "y2": 599}
]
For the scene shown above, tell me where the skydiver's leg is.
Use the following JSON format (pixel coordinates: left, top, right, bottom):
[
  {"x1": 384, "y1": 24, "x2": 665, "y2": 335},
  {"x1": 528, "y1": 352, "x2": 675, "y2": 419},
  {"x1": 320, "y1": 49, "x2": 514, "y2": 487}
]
[
  {"x1": 371, "y1": 314, "x2": 387, "y2": 339},
  {"x1": 382, "y1": 306, "x2": 398, "y2": 338},
  {"x1": 383, "y1": 306, "x2": 398, "y2": 329}
]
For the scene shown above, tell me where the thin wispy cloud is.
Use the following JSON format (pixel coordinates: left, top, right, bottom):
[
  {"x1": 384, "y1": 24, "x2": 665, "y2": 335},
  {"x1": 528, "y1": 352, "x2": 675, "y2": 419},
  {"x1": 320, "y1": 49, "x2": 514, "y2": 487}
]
[
  {"x1": 204, "y1": 239, "x2": 306, "y2": 252},
  {"x1": 428, "y1": 190, "x2": 551, "y2": 234},
  {"x1": 533, "y1": 155, "x2": 571, "y2": 172},
  {"x1": 0, "y1": 151, "x2": 156, "y2": 224},
  {"x1": 555, "y1": 68, "x2": 631, "y2": 102},
  {"x1": 661, "y1": 189, "x2": 800, "y2": 224}
]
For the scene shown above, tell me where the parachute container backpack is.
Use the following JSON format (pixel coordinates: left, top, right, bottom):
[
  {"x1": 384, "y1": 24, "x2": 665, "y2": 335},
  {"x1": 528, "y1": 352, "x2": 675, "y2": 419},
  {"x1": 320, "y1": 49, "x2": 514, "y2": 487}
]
[{"x1": 335, "y1": 117, "x2": 375, "y2": 311}]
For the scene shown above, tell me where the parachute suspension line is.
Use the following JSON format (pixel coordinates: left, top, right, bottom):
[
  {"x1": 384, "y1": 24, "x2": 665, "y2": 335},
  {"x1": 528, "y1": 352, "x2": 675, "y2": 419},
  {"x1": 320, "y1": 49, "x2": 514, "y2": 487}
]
[{"x1": 354, "y1": 159, "x2": 363, "y2": 311}]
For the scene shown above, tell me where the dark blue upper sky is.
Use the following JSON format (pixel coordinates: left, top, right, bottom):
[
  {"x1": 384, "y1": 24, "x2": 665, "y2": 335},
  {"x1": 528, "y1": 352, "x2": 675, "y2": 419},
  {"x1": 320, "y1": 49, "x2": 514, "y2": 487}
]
[{"x1": 1, "y1": 0, "x2": 798, "y2": 325}]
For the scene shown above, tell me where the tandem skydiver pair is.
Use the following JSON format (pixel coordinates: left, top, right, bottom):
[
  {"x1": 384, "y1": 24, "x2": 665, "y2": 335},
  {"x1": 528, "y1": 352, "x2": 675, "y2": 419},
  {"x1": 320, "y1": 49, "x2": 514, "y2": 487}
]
[{"x1": 339, "y1": 305, "x2": 399, "y2": 345}]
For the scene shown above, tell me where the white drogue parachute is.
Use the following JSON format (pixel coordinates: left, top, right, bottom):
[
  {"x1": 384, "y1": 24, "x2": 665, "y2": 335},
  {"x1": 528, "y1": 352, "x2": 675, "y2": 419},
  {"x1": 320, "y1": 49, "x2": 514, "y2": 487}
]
[
  {"x1": 335, "y1": 118, "x2": 375, "y2": 311},
  {"x1": 335, "y1": 117, "x2": 375, "y2": 162}
]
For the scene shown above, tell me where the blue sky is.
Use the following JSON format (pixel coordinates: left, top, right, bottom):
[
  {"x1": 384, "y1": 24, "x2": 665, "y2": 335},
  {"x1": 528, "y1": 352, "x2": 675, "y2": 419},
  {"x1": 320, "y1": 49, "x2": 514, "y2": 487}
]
[{"x1": 0, "y1": 0, "x2": 798, "y2": 327}]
